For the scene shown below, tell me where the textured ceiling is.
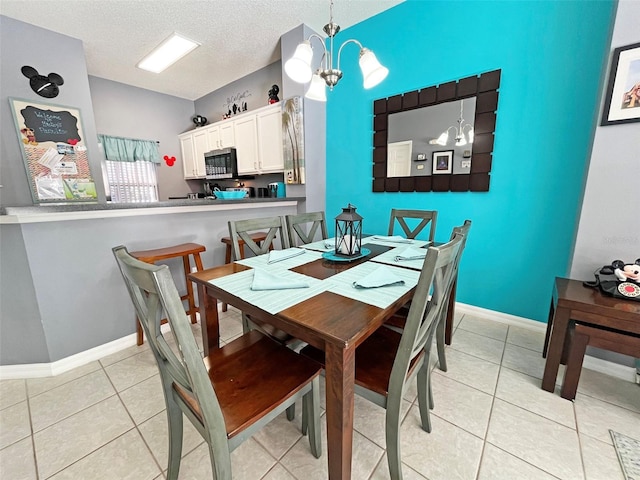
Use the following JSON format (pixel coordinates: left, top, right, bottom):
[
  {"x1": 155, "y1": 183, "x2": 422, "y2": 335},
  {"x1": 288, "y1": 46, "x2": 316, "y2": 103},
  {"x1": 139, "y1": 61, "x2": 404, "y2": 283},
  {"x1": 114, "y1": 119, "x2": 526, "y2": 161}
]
[{"x1": 1, "y1": 0, "x2": 403, "y2": 100}]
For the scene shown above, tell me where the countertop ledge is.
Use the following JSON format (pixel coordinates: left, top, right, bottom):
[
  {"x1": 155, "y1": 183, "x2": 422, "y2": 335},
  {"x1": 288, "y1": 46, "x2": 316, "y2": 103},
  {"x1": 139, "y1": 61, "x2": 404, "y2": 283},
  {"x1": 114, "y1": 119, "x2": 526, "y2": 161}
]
[{"x1": 1, "y1": 197, "x2": 304, "y2": 224}]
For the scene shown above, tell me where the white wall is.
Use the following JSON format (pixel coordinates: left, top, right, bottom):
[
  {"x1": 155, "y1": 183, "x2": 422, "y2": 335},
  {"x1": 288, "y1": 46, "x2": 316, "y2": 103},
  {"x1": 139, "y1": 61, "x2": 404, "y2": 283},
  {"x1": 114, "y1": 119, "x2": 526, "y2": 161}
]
[{"x1": 570, "y1": 0, "x2": 640, "y2": 367}]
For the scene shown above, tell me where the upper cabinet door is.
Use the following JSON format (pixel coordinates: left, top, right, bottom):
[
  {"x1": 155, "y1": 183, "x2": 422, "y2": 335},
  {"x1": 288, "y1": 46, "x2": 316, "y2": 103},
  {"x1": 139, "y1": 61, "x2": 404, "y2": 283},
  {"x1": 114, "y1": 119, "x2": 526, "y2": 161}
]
[
  {"x1": 256, "y1": 106, "x2": 284, "y2": 173},
  {"x1": 219, "y1": 122, "x2": 235, "y2": 148},
  {"x1": 234, "y1": 115, "x2": 259, "y2": 174},
  {"x1": 179, "y1": 134, "x2": 197, "y2": 179},
  {"x1": 206, "y1": 126, "x2": 221, "y2": 151},
  {"x1": 192, "y1": 129, "x2": 208, "y2": 178}
]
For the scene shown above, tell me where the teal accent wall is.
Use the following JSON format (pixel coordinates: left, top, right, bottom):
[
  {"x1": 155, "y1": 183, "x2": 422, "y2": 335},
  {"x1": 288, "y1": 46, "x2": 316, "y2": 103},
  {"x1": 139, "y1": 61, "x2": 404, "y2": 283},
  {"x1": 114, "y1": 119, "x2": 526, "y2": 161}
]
[{"x1": 326, "y1": 0, "x2": 616, "y2": 322}]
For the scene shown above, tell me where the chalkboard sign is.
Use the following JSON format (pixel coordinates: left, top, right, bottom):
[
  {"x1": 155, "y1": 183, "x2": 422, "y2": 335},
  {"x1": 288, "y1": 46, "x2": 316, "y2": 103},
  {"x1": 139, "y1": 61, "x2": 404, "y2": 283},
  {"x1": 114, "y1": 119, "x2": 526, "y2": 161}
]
[
  {"x1": 10, "y1": 98, "x2": 96, "y2": 203},
  {"x1": 20, "y1": 105, "x2": 82, "y2": 144}
]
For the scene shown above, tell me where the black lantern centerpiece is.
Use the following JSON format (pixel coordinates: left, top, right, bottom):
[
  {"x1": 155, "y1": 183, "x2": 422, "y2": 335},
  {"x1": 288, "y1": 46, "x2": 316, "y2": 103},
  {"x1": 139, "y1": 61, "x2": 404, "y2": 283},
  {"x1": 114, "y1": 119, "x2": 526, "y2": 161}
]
[{"x1": 335, "y1": 204, "x2": 363, "y2": 258}]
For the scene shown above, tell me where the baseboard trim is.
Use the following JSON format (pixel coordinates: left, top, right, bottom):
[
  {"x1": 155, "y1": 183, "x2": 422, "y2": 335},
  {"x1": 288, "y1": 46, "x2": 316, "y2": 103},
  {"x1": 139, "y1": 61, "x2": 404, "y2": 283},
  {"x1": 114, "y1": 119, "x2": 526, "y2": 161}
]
[
  {"x1": 1, "y1": 303, "x2": 635, "y2": 382},
  {"x1": 0, "y1": 323, "x2": 172, "y2": 380}
]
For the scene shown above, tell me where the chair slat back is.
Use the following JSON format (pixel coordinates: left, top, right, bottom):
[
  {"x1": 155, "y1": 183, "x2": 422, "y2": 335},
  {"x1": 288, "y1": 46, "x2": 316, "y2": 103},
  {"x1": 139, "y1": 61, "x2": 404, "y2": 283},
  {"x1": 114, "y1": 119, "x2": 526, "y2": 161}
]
[
  {"x1": 286, "y1": 212, "x2": 328, "y2": 246},
  {"x1": 388, "y1": 234, "x2": 463, "y2": 389},
  {"x1": 447, "y1": 219, "x2": 472, "y2": 294},
  {"x1": 228, "y1": 216, "x2": 289, "y2": 260},
  {"x1": 388, "y1": 209, "x2": 437, "y2": 241},
  {"x1": 112, "y1": 246, "x2": 228, "y2": 445}
]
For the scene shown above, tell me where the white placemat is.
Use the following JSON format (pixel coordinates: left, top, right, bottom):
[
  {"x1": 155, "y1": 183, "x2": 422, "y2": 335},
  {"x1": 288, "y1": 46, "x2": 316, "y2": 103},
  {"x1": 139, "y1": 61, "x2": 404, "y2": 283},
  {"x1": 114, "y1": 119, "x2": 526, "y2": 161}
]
[
  {"x1": 236, "y1": 248, "x2": 323, "y2": 270},
  {"x1": 326, "y1": 261, "x2": 420, "y2": 309},
  {"x1": 300, "y1": 237, "x2": 336, "y2": 252},
  {"x1": 208, "y1": 268, "x2": 329, "y2": 314},
  {"x1": 369, "y1": 244, "x2": 431, "y2": 271}
]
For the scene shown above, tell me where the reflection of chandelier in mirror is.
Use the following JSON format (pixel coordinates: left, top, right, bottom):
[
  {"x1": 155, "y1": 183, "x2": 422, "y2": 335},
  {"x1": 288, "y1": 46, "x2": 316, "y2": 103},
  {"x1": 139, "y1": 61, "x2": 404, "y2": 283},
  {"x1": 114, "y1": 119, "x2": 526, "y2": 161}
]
[
  {"x1": 284, "y1": 0, "x2": 389, "y2": 102},
  {"x1": 430, "y1": 100, "x2": 474, "y2": 146}
]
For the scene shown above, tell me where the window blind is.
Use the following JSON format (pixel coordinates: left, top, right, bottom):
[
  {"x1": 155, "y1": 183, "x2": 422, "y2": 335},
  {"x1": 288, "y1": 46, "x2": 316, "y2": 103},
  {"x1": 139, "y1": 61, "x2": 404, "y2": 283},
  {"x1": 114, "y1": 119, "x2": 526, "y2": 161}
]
[{"x1": 105, "y1": 160, "x2": 158, "y2": 203}]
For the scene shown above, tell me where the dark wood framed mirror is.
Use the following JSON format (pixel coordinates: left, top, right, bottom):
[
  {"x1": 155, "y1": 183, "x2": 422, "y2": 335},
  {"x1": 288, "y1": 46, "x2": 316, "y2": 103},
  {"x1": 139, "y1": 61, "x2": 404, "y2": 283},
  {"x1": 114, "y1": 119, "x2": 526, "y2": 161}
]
[{"x1": 372, "y1": 69, "x2": 500, "y2": 192}]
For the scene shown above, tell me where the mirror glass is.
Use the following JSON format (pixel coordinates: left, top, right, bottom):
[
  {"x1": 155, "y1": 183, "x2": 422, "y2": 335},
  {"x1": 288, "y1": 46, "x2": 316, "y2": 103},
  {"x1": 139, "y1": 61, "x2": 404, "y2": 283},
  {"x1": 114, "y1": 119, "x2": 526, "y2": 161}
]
[{"x1": 386, "y1": 97, "x2": 476, "y2": 177}]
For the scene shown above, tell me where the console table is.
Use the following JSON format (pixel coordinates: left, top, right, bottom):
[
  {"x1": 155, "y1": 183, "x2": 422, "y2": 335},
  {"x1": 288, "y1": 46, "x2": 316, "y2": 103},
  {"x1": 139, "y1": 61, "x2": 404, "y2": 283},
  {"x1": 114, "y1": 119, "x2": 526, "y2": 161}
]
[{"x1": 542, "y1": 277, "x2": 640, "y2": 399}]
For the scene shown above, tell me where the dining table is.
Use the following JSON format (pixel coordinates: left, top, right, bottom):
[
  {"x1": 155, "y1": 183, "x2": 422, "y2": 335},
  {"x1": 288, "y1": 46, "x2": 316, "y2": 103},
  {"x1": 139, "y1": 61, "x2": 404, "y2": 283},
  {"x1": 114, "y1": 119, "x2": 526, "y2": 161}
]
[{"x1": 189, "y1": 235, "x2": 432, "y2": 480}]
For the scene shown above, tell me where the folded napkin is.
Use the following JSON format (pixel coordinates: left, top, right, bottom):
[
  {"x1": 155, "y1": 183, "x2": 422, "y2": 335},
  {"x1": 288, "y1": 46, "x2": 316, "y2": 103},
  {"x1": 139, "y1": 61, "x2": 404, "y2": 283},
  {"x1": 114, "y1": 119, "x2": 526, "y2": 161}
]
[
  {"x1": 394, "y1": 247, "x2": 427, "y2": 262},
  {"x1": 372, "y1": 235, "x2": 413, "y2": 243},
  {"x1": 251, "y1": 268, "x2": 309, "y2": 291},
  {"x1": 267, "y1": 248, "x2": 306, "y2": 264},
  {"x1": 352, "y1": 266, "x2": 406, "y2": 289}
]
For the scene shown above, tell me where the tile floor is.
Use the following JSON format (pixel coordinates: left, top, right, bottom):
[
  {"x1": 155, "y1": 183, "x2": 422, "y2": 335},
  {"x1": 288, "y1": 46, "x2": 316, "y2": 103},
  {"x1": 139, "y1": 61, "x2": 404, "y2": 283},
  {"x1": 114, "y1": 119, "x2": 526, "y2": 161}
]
[{"x1": 1, "y1": 309, "x2": 639, "y2": 480}]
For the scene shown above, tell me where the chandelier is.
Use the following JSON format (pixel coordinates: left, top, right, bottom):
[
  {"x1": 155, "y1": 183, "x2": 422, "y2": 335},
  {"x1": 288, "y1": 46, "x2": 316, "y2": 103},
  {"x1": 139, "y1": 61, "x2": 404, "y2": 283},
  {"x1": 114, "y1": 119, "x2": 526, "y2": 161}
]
[
  {"x1": 284, "y1": 0, "x2": 389, "y2": 102},
  {"x1": 430, "y1": 100, "x2": 475, "y2": 146}
]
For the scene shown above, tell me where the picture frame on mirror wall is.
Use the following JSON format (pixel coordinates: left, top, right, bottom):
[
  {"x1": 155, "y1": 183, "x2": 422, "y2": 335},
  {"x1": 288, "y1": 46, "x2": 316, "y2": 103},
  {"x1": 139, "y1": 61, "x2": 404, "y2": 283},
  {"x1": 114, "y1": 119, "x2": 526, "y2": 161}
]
[
  {"x1": 601, "y1": 42, "x2": 640, "y2": 126},
  {"x1": 432, "y1": 150, "x2": 453, "y2": 174}
]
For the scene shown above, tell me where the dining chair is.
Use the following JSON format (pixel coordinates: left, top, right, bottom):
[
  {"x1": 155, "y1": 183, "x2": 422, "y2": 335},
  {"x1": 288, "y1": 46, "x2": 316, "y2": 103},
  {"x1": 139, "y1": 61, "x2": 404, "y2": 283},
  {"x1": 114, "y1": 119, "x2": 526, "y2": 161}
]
[
  {"x1": 384, "y1": 220, "x2": 471, "y2": 373},
  {"x1": 285, "y1": 211, "x2": 328, "y2": 246},
  {"x1": 228, "y1": 216, "x2": 297, "y2": 344},
  {"x1": 301, "y1": 234, "x2": 463, "y2": 480},
  {"x1": 388, "y1": 208, "x2": 438, "y2": 241},
  {"x1": 112, "y1": 245, "x2": 321, "y2": 480},
  {"x1": 228, "y1": 215, "x2": 290, "y2": 259},
  {"x1": 434, "y1": 219, "x2": 471, "y2": 371}
]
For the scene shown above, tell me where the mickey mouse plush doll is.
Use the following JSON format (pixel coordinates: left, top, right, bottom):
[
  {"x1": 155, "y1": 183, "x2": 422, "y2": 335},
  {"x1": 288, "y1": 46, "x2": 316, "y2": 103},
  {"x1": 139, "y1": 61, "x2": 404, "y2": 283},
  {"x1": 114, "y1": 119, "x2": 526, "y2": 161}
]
[{"x1": 613, "y1": 259, "x2": 640, "y2": 283}]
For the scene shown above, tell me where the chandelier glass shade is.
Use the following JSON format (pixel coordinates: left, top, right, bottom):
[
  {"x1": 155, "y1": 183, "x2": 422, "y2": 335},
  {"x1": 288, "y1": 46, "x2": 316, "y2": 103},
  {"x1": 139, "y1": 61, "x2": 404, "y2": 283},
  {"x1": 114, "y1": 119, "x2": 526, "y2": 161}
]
[
  {"x1": 284, "y1": 0, "x2": 388, "y2": 102},
  {"x1": 431, "y1": 100, "x2": 474, "y2": 146}
]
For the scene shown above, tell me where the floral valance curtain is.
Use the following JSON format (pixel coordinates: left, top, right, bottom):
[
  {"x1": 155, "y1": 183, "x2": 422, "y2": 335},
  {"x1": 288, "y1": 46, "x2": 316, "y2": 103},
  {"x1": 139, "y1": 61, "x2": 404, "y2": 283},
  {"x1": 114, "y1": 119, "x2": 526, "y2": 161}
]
[{"x1": 98, "y1": 134, "x2": 160, "y2": 163}]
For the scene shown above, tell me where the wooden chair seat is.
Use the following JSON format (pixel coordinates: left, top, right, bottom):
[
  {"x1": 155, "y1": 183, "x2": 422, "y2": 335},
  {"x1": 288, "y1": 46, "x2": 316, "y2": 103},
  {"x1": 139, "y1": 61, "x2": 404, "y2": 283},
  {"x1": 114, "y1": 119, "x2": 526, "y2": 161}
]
[
  {"x1": 301, "y1": 326, "x2": 424, "y2": 398},
  {"x1": 130, "y1": 242, "x2": 205, "y2": 345},
  {"x1": 174, "y1": 330, "x2": 322, "y2": 438},
  {"x1": 220, "y1": 232, "x2": 272, "y2": 312}
]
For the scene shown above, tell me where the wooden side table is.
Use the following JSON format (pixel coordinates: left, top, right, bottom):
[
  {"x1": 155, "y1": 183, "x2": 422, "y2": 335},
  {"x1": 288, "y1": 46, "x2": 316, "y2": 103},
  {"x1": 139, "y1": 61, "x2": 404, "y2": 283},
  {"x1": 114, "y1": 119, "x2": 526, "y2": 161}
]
[{"x1": 542, "y1": 277, "x2": 640, "y2": 398}]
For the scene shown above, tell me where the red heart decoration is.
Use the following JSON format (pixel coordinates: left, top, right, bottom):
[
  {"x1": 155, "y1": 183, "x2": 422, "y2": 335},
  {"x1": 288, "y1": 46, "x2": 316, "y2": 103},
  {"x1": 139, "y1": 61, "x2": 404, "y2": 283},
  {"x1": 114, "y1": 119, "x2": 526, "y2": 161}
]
[
  {"x1": 67, "y1": 139, "x2": 79, "y2": 145},
  {"x1": 164, "y1": 155, "x2": 176, "y2": 167}
]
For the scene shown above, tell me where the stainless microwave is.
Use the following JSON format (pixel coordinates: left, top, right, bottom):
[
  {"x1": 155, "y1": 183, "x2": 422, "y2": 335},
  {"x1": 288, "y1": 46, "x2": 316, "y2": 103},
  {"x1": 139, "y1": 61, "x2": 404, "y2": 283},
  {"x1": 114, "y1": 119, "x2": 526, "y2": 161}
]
[{"x1": 204, "y1": 148, "x2": 238, "y2": 179}]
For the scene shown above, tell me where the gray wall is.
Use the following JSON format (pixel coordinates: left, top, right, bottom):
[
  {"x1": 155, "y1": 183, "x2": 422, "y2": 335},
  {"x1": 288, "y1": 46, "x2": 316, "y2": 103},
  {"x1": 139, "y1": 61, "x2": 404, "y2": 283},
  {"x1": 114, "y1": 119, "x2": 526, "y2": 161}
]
[
  {"x1": 0, "y1": 15, "x2": 106, "y2": 207},
  {"x1": 569, "y1": 0, "x2": 640, "y2": 368},
  {"x1": 0, "y1": 225, "x2": 50, "y2": 364},
  {"x1": 195, "y1": 61, "x2": 282, "y2": 120},
  {"x1": 89, "y1": 76, "x2": 195, "y2": 200}
]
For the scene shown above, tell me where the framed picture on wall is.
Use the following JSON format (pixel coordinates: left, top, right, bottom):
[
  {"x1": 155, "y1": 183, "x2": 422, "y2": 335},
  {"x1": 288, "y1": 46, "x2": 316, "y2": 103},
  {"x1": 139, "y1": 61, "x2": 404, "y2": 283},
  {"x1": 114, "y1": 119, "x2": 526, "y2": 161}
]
[
  {"x1": 601, "y1": 42, "x2": 640, "y2": 126},
  {"x1": 432, "y1": 150, "x2": 453, "y2": 174}
]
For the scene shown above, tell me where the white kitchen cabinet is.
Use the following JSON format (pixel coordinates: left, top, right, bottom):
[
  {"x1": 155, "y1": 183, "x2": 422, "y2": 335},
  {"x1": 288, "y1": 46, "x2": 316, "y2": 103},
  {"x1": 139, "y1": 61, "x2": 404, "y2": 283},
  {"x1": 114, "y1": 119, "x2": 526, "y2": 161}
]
[
  {"x1": 234, "y1": 103, "x2": 283, "y2": 175},
  {"x1": 256, "y1": 105, "x2": 284, "y2": 173},
  {"x1": 179, "y1": 103, "x2": 283, "y2": 178},
  {"x1": 234, "y1": 115, "x2": 259, "y2": 174},
  {"x1": 179, "y1": 129, "x2": 206, "y2": 179}
]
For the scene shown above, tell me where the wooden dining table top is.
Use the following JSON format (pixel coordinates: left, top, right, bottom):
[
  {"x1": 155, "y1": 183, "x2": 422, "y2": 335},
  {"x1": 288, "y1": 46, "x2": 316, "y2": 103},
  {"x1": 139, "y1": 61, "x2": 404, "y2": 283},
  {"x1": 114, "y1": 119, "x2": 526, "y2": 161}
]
[{"x1": 188, "y1": 237, "x2": 430, "y2": 480}]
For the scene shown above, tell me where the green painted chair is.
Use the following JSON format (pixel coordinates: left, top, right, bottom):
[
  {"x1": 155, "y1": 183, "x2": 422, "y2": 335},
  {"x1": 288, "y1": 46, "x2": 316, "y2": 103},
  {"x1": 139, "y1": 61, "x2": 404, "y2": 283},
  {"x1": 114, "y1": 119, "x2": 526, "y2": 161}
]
[
  {"x1": 435, "y1": 219, "x2": 471, "y2": 371},
  {"x1": 285, "y1": 211, "x2": 329, "y2": 246},
  {"x1": 384, "y1": 220, "x2": 471, "y2": 373},
  {"x1": 113, "y1": 245, "x2": 321, "y2": 480},
  {"x1": 388, "y1": 208, "x2": 438, "y2": 241},
  {"x1": 301, "y1": 234, "x2": 463, "y2": 480},
  {"x1": 228, "y1": 215, "x2": 289, "y2": 260}
]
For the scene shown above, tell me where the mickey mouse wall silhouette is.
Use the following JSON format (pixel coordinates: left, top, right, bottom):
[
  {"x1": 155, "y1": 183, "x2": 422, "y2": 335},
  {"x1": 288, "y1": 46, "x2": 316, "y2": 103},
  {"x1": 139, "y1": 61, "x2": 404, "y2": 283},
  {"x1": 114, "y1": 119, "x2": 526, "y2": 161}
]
[{"x1": 21, "y1": 66, "x2": 64, "y2": 98}]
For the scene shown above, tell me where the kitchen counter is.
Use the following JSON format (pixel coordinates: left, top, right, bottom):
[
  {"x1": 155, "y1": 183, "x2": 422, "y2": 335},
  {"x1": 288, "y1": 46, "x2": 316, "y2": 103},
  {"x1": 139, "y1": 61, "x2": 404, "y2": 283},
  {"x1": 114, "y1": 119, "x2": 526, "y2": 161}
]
[
  {"x1": 0, "y1": 197, "x2": 304, "y2": 224},
  {"x1": 1, "y1": 195, "x2": 303, "y2": 368}
]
